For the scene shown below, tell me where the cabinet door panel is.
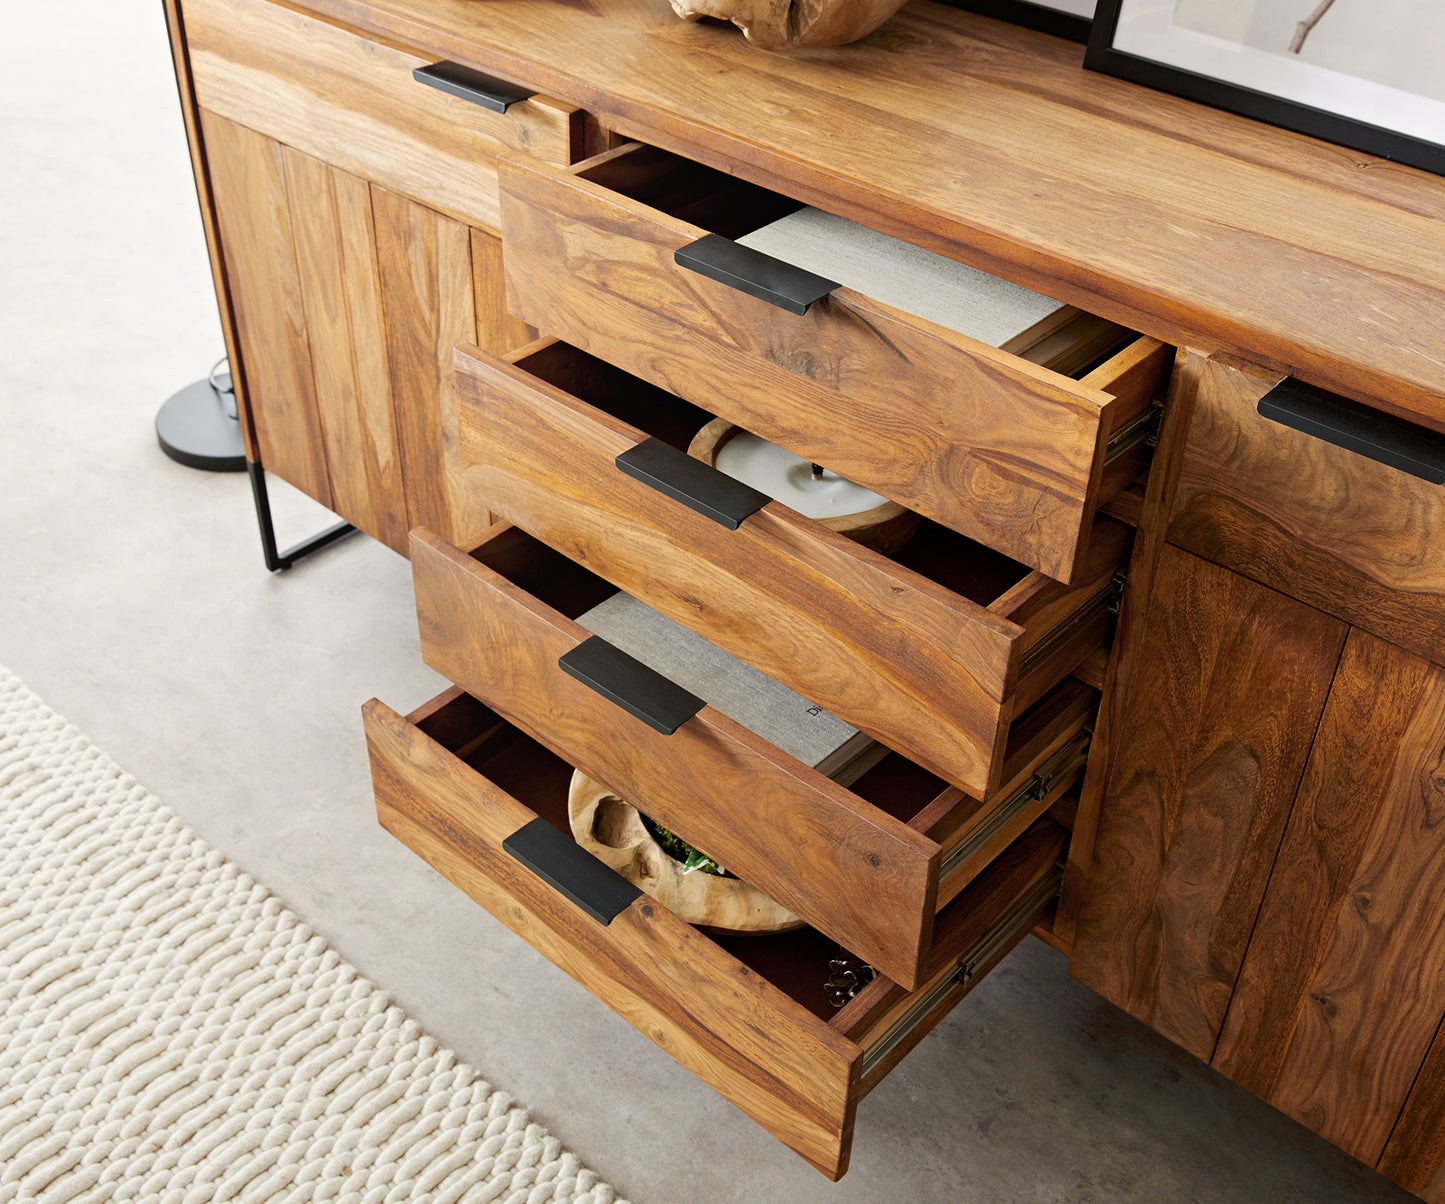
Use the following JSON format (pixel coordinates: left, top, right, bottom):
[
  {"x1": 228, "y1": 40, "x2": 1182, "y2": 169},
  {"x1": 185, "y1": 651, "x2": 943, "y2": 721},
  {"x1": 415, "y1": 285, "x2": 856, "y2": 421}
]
[
  {"x1": 1170, "y1": 353, "x2": 1445, "y2": 665},
  {"x1": 1214, "y1": 632, "x2": 1445, "y2": 1164},
  {"x1": 283, "y1": 147, "x2": 409, "y2": 553},
  {"x1": 372, "y1": 186, "x2": 494, "y2": 549},
  {"x1": 1068, "y1": 546, "x2": 1345, "y2": 1059},
  {"x1": 200, "y1": 111, "x2": 330, "y2": 504}
]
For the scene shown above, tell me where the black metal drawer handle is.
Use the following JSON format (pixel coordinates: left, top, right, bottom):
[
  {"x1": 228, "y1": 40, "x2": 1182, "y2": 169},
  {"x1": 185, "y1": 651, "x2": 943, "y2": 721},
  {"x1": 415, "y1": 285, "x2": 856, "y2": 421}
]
[
  {"x1": 616, "y1": 438, "x2": 770, "y2": 530},
  {"x1": 412, "y1": 61, "x2": 534, "y2": 114},
  {"x1": 559, "y1": 635, "x2": 705, "y2": 736},
  {"x1": 1257, "y1": 378, "x2": 1445, "y2": 484},
  {"x1": 503, "y1": 817, "x2": 642, "y2": 925},
  {"x1": 675, "y1": 232, "x2": 839, "y2": 316}
]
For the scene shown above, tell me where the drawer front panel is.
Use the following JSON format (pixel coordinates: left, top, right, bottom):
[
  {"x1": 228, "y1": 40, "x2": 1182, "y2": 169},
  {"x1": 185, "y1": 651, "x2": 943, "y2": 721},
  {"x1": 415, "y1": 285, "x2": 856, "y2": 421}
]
[
  {"x1": 365, "y1": 690, "x2": 1067, "y2": 1178},
  {"x1": 410, "y1": 528, "x2": 941, "y2": 987},
  {"x1": 185, "y1": 0, "x2": 581, "y2": 233},
  {"x1": 362, "y1": 692, "x2": 862, "y2": 1178},
  {"x1": 453, "y1": 344, "x2": 1026, "y2": 800},
  {"x1": 499, "y1": 146, "x2": 1165, "y2": 582},
  {"x1": 1170, "y1": 354, "x2": 1445, "y2": 665}
]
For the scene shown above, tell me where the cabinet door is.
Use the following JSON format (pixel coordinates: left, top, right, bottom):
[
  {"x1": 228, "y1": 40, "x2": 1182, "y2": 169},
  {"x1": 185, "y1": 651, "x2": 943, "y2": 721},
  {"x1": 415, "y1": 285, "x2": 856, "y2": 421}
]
[
  {"x1": 1170, "y1": 353, "x2": 1445, "y2": 665},
  {"x1": 1213, "y1": 631, "x2": 1445, "y2": 1167},
  {"x1": 1068, "y1": 546, "x2": 1346, "y2": 1059},
  {"x1": 282, "y1": 146, "x2": 409, "y2": 552},
  {"x1": 372, "y1": 187, "x2": 514, "y2": 551},
  {"x1": 200, "y1": 112, "x2": 536, "y2": 554},
  {"x1": 201, "y1": 112, "x2": 332, "y2": 507}
]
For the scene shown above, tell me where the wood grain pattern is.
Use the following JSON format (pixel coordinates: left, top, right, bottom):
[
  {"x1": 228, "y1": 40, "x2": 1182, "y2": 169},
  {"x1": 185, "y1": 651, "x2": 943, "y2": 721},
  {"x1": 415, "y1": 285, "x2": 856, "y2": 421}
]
[
  {"x1": 498, "y1": 144, "x2": 1140, "y2": 582},
  {"x1": 371, "y1": 187, "x2": 493, "y2": 549},
  {"x1": 282, "y1": 148, "x2": 410, "y2": 552},
  {"x1": 270, "y1": 0, "x2": 1445, "y2": 430},
  {"x1": 1068, "y1": 546, "x2": 1346, "y2": 1060},
  {"x1": 1380, "y1": 1019, "x2": 1445, "y2": 1200},
  {"x1": 470, "y1": 227, "x2": 537, "y2": 356},
  {"x1": 1055, "y1": 346, "x2": 1203, "y2": 949},
  {"x1": 199, "y1": 111, "x2": 331, "y2": 504},
  {"x1": 363, "y1": 693, "x2": 863, "y2": 1178},
  {"x1": 409, "y1": 525, "x2": 942, "y2": 988},
  {"x1": 1213, "y1": 633, "x2": 1445, "y2": 1164},
  {"x1": 184, "y1": 0, "x2": 582, "y2": 234},
  {"x1": 453, "y1": 341, "x2": 1125, "y2": 798},
  {"x1": 1170, "y1": 354, "x2": 1445, "y2": 666}
]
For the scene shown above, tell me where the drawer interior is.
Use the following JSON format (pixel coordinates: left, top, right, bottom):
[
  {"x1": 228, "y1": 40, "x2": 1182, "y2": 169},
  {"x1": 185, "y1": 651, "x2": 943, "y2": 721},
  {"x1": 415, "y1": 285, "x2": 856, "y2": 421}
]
[
  {"x1": 415, "y1": 688, "x2": 890, "y2": 1022},
  {"x1": 411, "y1": 687, "x2": 1067, "y2": 1028},
  {"x1": 465, "y1": 524, "x2": 1096, "y2": 914},
  {"x1": 508, "y1": 340, "x2": 1044, "y2": 609},
  {"x1": 574, "y1": 144, "x2": 802, "y2": 242},
  {"x1": 570, "y1": 144, "x2": 1133, "y2": 373}
]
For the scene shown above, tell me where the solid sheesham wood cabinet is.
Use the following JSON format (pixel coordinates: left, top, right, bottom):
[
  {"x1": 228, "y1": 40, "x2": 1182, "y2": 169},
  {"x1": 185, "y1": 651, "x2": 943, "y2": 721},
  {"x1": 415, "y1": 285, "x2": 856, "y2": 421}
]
[{"x1": 165, "y1": 0, "x2": 1445, "y2": 1188}]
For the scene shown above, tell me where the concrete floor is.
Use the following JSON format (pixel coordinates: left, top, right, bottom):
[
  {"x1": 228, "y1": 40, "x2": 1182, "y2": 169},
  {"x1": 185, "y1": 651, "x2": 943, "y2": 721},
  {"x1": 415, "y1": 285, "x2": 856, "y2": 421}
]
[{"x1": 0, "y1": 3, "x2": 1422, "y2": 1200}]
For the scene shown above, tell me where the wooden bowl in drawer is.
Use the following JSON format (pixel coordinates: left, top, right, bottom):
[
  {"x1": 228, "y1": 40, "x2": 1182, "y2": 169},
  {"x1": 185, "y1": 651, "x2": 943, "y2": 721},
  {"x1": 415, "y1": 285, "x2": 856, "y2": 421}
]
[
  {"x1": 364, "y1": 686, "x2": 1069, "y2": 1178},
  {"x1": 409, "y1": 520, "x2": 1100, "y2": 987},
  {"x1": 568, "y1": 769, "x2": 804, "y2": 934}
]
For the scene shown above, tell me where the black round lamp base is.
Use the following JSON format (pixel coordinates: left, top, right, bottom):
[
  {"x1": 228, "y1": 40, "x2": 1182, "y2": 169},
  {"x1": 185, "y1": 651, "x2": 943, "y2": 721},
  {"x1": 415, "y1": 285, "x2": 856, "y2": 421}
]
[{"x1": 156, "y1": 373, "x2": 246, "y2": 472}]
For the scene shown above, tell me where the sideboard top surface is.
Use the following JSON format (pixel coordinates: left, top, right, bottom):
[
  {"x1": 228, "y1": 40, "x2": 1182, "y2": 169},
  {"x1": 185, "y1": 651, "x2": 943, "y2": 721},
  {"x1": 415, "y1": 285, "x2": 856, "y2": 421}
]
[{"x1": 283, "y1": 0, "x2": 1445, "y2": 430}]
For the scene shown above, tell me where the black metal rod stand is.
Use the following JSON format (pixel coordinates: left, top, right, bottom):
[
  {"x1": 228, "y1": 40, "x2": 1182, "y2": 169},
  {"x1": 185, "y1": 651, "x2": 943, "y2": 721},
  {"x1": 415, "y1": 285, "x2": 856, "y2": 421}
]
[{"x1": 247, "y1": 461, "x2": 357, "y2": 572}]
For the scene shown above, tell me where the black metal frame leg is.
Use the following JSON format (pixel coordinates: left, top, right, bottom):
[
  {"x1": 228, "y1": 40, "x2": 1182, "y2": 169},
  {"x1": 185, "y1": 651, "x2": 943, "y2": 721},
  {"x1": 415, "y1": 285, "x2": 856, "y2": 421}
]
[{"x1": 247, "y1": 461, "x2": 357, "y2": 572}]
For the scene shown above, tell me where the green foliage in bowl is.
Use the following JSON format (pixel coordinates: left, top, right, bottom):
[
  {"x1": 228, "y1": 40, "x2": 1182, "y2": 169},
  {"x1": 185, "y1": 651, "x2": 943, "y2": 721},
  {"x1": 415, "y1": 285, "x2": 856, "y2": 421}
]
[{"x1": 640, "y1": 815, "x2": 733, "y2": 878}]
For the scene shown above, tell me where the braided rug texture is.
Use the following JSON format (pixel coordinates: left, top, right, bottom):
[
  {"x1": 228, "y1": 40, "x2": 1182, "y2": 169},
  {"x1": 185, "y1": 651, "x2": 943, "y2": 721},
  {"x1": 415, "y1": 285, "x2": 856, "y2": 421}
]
[{"x1": 0, "y1": 667, "x2": 628, "y2": 1204}]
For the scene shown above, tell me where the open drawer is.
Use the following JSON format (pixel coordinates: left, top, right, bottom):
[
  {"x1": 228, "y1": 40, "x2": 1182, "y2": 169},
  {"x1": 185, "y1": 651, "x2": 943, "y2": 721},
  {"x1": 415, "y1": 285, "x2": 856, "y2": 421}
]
[
  {"x1": 498, "y1": 142, "x2": 1171, "y2": 581},
  {"x1": 410, "y1": 522, "x2": 1094, "y2": 988},
  {"x1": 364, "y1": 686, "x2": 1068, "y2": 1179},
  {"x1": 451, "y1": 338, "x2": 1127, "y2": 804}
]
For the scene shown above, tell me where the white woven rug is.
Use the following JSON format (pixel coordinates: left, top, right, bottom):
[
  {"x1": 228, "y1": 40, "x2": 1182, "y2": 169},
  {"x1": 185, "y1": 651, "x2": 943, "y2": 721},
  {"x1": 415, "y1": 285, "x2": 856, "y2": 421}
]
[{"x1": 0, "y1": 666, "x2": 628, "y2": 1203}]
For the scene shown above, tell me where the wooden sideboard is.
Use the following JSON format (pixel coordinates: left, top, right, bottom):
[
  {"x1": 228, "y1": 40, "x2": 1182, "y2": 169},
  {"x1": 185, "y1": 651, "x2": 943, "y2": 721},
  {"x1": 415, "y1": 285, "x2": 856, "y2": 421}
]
[{"x1": 165, "y1": 0, "x2": 1445, "y2": 1188}]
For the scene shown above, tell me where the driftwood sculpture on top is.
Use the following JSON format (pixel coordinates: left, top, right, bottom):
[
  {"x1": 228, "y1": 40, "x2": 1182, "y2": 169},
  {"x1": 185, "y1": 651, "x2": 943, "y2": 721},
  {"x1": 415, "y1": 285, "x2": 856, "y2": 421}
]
[{"x1": 669, "y1": 0, "x2": 908, "y2": 49}]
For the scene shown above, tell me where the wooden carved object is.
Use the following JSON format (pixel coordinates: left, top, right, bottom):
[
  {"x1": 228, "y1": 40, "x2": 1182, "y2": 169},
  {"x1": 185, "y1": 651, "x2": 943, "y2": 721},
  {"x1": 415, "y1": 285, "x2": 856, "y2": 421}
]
[
  {"x1": 568, "y1": 770, "x2": 804, "y2": 934},
  {"x1": 668, "y1": 0, "x2": 907, "y2": 49}
]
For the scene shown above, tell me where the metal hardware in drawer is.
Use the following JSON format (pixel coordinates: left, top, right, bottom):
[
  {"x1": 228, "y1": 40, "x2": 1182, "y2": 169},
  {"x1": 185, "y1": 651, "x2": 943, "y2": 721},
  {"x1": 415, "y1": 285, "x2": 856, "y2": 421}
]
[
  {"x1": 858, "y1": 861, "x2": 1064, "y2": 1082},
  {"x1": 364, "y1": 686, "x2": 1066, "y2": 1179},
  {"x1": 497, "y1": 141, "x2": 1172, "y2": 581},
  {"x1": 185, "y1": 0, "x2": 583, "y2": 232}
]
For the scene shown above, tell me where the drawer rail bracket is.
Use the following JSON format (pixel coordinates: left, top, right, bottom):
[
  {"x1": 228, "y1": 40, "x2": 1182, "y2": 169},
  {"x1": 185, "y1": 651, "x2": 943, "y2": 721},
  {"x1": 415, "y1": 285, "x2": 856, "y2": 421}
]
[{"x1": 860, "y1": 864, "x2": 1063, "y2": 1079}]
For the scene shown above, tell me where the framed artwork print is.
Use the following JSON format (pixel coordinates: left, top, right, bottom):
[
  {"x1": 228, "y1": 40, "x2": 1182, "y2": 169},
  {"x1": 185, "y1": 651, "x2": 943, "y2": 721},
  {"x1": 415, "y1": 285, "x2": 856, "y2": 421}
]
[
  {"x1": 1085, "y1": 0, "x2": 1445, "y2": 175},
  {"x1": 945, "y1": 0, "x2": 1095, "y2": 44}
]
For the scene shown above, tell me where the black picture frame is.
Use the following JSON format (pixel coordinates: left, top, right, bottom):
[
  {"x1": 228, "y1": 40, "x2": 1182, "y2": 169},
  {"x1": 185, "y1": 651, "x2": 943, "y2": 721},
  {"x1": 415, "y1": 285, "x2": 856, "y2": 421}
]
[
  {"x1": 1085, "y1": 0, "x2": 1445, "y2": 177},
  {"x1": 943, "y1": 0, "x2": 1094, "y2": 45}
]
